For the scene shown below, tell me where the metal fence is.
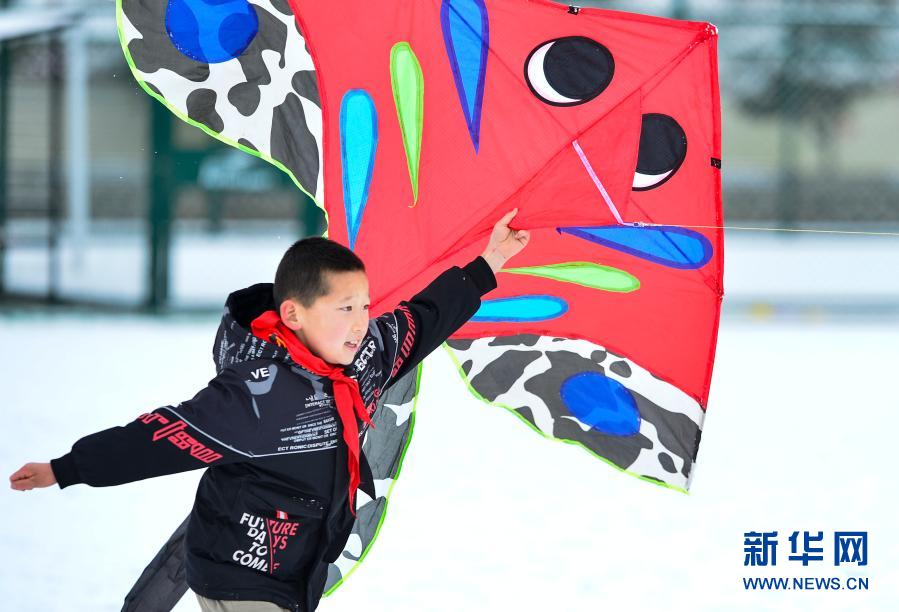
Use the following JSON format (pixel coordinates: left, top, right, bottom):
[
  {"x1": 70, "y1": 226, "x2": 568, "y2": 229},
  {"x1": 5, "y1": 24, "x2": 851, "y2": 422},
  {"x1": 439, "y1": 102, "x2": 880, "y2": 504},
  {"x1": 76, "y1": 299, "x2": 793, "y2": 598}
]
[{"x1": 0, "y1": 5, "x2": 322, "y2": 307}]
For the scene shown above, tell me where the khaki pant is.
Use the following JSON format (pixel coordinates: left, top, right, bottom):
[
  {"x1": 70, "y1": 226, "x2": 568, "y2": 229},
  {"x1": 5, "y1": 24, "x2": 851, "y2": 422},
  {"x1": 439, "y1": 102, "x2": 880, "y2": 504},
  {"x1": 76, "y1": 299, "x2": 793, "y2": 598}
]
[{"x1": 195, "y1": 593, "x2": 292, "y2": 612}]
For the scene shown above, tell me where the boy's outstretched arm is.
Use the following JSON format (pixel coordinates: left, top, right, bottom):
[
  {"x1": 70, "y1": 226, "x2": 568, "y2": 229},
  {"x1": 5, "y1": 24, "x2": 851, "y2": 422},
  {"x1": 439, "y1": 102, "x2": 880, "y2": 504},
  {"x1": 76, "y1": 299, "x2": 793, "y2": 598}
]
[
  {"x1": 8, "y1": 368, "x2": 262, "y2": 491},
  {"x1": 379, "y1": 208, "x2": 530, "y2": 385}
]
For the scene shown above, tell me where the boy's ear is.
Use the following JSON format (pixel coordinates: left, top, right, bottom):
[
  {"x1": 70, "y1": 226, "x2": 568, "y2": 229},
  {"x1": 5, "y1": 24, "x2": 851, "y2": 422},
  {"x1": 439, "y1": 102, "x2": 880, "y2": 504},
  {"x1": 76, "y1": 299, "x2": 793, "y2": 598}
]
[{"x1": 279, "y1": 299, "x2": 304, "y2": 331}]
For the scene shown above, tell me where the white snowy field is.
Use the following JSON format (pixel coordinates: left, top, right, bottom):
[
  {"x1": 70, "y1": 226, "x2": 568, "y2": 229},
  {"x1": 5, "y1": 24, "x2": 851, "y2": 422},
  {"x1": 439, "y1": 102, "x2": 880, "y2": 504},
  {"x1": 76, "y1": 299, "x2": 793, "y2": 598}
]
[{"x1": 1, "y1": 314, "x2": 898, "y2": 611}]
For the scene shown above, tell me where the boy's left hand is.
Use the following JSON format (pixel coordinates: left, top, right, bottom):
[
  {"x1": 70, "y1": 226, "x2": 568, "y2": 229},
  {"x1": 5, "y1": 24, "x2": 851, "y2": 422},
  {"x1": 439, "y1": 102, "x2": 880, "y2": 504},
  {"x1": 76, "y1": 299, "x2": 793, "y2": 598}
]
[{"x1": 481, "y1": 208, "x2": 531, "y2": 273}]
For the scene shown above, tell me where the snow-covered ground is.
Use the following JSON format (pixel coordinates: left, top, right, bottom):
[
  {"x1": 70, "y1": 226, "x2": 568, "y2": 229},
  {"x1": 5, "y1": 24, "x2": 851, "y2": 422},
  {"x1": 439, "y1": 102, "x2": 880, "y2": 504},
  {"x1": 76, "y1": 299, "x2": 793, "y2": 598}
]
[{"x1": 1, "y1": 314, "x2": 897, "y2": 611}]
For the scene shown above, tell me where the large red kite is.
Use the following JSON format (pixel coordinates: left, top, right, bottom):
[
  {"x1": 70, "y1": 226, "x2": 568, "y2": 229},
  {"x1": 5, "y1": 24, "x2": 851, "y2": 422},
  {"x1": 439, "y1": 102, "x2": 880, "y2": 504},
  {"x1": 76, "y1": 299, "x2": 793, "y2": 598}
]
[{"x1": 119, "y1": 0, "x2": 722, "y2": 595}]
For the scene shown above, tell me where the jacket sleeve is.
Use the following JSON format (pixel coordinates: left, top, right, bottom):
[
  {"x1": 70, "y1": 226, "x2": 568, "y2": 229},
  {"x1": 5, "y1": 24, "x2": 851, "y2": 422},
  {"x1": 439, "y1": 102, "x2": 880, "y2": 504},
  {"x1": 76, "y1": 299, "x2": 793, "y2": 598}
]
[
  {"x1": 50, "y1": 367, "x2": 260, "y2": 489},
  {"x1": 376, "y1": 255, "x2": 496, "y2": 386}
]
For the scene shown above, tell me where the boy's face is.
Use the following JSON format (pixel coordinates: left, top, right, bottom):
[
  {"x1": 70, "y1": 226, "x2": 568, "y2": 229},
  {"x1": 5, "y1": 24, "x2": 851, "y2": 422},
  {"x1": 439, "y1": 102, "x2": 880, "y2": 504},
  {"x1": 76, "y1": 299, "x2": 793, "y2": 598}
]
[{"x1": 280, "y1": 270, "x2": 371, "y2": 366}]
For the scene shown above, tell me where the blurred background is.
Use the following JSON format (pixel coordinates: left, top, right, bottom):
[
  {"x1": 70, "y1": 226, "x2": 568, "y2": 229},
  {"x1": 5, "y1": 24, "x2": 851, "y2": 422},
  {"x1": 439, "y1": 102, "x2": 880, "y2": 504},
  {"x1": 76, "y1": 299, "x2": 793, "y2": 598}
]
[
  {"x1": 1, "y1": 0, "x2": 897, "y2": 313},
  {"x1": 2, "y1": 2, "x2": 898, "y2": 611}
]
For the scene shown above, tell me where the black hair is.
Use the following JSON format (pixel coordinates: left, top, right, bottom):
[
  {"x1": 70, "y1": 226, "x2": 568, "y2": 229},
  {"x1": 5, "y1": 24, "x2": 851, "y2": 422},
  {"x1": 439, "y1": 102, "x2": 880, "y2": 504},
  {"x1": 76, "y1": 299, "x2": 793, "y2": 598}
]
[{"x1": 273, "y1": 237, "x2": 366, "y2": 307}]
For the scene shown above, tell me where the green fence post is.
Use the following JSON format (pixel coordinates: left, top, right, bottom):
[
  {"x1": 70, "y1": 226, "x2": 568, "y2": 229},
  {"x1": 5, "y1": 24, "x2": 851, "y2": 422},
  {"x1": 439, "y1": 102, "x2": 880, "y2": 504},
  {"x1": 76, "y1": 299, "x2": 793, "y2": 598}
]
[
  {"x1": 207, "y1": 189, "x2": 224, "y2": 234},
  {"x1": 148, "y1": 99, "x2": 173, "y2": 310},
  {"x1": 0, "y1": 17, "x2": 9, "y2": 295},
  {"x1": 778, "y1": 21, "x2": 801, "y2": 231},
  {"x1": 48, "y1": 34, "x2": 63, "y2": 302},
  {"x1": 300, "y1": 191, "x2": 322, "y2": 237}
]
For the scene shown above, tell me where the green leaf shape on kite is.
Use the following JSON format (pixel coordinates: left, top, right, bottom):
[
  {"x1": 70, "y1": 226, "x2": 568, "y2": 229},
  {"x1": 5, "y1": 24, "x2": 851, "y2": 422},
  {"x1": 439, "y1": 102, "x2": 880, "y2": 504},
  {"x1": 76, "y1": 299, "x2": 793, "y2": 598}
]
[
  {"x1": 390, "y1": 42, "x2": 424, "y2": 205},
  {"x1": 501, "y1": 262, "x2": 640, "y2": 293}
]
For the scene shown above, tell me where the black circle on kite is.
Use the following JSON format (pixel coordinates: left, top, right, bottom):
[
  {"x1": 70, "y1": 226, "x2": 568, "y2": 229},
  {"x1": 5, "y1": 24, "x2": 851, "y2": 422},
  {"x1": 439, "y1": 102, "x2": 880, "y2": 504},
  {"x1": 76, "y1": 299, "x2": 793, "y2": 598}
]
[
  {"x1": 633, "y1": 114, "x2": 688, "y2": 191},
  {"x1": 524, "y1": 37, "x2": 614, "y2": 106}
]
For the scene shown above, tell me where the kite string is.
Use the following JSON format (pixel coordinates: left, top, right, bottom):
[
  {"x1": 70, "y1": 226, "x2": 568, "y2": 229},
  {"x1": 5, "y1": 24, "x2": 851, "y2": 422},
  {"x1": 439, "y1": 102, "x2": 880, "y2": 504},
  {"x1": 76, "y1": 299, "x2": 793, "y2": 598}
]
[{"x1": 630, "y1": 222, "x2": 899, "y2": 238}]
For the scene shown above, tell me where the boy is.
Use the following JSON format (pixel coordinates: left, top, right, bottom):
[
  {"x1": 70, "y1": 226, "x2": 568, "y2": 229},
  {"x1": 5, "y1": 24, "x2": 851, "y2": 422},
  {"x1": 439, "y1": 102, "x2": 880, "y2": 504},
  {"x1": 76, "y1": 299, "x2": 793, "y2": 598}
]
[{"x1": 10, "y1": 209, "x2": 530, "y2": 612}]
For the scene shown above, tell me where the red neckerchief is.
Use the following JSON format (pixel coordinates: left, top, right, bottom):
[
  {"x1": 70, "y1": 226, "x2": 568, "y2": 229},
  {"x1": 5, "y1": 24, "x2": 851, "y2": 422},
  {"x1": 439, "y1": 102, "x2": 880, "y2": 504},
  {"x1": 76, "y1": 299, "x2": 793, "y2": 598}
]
[{"x1": 250, "y1": 310, "x2": 373, "y2": 515}]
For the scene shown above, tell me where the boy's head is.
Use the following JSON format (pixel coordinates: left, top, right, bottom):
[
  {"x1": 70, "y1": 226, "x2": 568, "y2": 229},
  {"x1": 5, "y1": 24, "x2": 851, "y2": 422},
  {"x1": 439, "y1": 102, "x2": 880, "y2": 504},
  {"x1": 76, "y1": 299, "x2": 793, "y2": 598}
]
[{"x1": 274, "y1": 237, "x2": 370, "y2": 366}]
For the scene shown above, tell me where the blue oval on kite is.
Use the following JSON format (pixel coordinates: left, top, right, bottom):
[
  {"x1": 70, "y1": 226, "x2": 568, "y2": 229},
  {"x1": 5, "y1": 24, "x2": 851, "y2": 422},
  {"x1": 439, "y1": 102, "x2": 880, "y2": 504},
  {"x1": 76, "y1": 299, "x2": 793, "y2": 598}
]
[
  {"x1": 440, "y1": 0, "x2": 489, "y2": 152},
  {"x1": 471, "y1": 295, "x2": 568, "y2": 323},
  {"x1": 559, "y1": 225, "x2": 713, "y2": 269},
  {"x1": 340, "y1": 90, "x2": 379, "y2": 250},
  {"x1": 560, "y1": 372, "x2": 640, "y2": 436},
  {"x1": 166, "y1": 0, "x2": 259, "y2": 64}
]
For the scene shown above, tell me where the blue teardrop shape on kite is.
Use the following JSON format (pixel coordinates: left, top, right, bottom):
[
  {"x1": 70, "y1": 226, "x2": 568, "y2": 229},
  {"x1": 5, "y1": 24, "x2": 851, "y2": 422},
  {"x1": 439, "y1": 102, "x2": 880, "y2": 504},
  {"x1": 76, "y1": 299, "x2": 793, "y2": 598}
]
[
  {"x1": 340, "y1": 90, "x2": 378, "y2": 250},
  {"x1": 561, "y1": 372, "x2": 641, "y2": 436},
  {"x1": 440, "y1": 0, "x2": 489, "y2": 152},
  {"x1": 165, "y1": 0, "x2": 259, "y2": 64},
  {"x1": 471, "y1": 295, "x2": 568, "y2": 323},
  {"x1": 559, "y1": 225, "x2": 713, "y2": 269}
]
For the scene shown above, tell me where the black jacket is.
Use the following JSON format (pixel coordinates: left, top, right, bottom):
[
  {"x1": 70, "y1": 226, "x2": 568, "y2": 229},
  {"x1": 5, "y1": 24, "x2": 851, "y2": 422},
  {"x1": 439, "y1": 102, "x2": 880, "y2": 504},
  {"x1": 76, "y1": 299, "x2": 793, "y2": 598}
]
[{"x1": 51, "y1": 256, "x2": 496, "y2": 611}]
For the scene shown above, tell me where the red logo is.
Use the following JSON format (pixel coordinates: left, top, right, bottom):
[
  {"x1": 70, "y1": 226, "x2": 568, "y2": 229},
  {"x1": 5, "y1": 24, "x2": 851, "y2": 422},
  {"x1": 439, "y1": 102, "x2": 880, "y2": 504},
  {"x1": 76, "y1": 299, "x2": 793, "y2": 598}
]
[{"x1": 138, "y1": 413, "x2": 223, "y2": 464}]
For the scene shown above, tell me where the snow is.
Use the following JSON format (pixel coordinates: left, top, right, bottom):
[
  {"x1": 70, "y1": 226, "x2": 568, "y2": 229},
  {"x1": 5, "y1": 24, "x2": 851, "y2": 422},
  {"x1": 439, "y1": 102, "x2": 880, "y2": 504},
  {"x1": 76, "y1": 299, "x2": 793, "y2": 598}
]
[{"x1": 1, "y1": 314, "x2": 897, "y2": 611}]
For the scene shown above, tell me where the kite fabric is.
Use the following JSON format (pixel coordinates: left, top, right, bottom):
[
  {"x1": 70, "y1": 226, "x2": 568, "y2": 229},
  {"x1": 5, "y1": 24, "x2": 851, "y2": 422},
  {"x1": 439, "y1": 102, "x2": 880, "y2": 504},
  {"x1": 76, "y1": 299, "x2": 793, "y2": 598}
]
[{"x1": 118, "y1": 0, "x2": 722, "y2": 598}]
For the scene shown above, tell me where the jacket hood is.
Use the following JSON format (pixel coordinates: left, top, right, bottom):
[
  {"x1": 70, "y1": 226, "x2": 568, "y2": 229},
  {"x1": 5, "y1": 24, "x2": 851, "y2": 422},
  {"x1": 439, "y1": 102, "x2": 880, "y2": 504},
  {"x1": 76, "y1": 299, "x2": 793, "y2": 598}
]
[{"x1": 213, "y1": 283, "x2": 294, "y2": 373}]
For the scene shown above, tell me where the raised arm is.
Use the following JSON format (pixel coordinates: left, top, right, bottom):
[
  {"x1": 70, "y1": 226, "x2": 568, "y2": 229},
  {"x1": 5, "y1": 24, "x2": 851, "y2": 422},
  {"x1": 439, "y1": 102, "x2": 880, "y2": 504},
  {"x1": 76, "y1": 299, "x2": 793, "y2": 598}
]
[{"x1": 377, "y1": 208, "x2": 530, "y2": 384}]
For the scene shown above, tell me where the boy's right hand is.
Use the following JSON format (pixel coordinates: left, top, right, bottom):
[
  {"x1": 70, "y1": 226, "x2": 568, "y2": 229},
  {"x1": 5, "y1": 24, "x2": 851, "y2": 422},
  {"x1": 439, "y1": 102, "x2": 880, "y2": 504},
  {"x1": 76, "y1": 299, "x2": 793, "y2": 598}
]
[
  {"x1": 480, "y1": 208, "x2": 531, "y2": 274},
  {"x1": 9, "y1": 462, "x2": 57, "y2": 491}
]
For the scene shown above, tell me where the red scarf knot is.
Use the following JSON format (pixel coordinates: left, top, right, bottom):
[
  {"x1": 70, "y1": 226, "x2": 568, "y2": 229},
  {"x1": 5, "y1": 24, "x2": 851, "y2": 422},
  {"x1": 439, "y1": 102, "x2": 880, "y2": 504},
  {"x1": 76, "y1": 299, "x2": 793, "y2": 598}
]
[{"x1": 251, "y1": 310, "x2": 373, "y2": 515}]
